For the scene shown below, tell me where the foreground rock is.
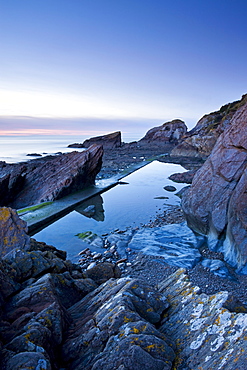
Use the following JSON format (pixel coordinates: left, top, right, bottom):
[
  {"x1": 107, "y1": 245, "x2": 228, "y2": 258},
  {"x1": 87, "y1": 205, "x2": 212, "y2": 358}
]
[
  {"x1": 159, "y1": 268, "x2": 247, "y2": 369},
  {"x1": 0, "y1": 209, "x2": 247, "y2": 369},
  {"x1": 0, "y1": 144, "x2": 103, "y2": 209},
  {"x1": 0, "y1": 207, "x2": 30, "y2": 258},
  {"x1": 171, "y1": 94, "x2": 247, "y2": 159},
  {"x1": 182, "y1": 99, "x2": 247, "y2": 273},
  {"x1": 68, "y1": 131, "x2": 122, "y2": 149},
  {"x1": 62, "y1": 277, "x2": 174, "y2": 370}
]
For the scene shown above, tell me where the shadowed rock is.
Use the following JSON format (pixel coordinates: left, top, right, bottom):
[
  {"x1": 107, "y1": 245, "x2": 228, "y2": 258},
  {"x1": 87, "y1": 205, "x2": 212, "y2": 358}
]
[
  {"x1": 169, "y1": 169, "x2": 197, "y2": 184},
  {"x1": 0, "y1": 207, "x2": 30, "y2": 258},
  {"x1": 75, "y1": 194, "x2": 105, "y2": 221},
  {"x1": 0, "y1": 144, "x2": 103, "y2": 209}
]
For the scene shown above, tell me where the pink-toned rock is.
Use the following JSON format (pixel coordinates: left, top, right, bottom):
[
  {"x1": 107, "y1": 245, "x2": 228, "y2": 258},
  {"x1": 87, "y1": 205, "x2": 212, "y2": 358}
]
[
  {"x1": 171, "y1": 94, "x2": 247, "y2": 159},
  {"x1": 69, "y1": 131, "x2": 122, "y2": 149},
  {"x1": 0, "y1": 144, "x2": 103, "y2": 208},
  {"x1": 169, "y1": 169, "x2": 197, "y2": 184},
  {"x1": 0, "y1": 207, "x2": 30, "y2": 258},
  {"x1": 182, "y1": 100, "x2": 247, "y2": 272},
  {"x1": 139, "y1": 119, "x2": 187, "y2": 145}
]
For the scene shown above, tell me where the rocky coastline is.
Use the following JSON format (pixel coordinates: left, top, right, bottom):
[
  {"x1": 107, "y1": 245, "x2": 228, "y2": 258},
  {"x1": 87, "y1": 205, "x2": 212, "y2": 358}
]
[{"x1": 1, "y1": 94, "x2": 247, "y2": 369}]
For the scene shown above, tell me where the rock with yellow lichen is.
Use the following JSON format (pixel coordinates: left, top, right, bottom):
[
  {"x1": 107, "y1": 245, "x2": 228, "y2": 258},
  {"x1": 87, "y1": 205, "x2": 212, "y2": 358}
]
[
  {"x1": 61, "y1": 277, "x2": 173, "y2": 369},
  {"x1": 159, "y1": 268, "x2": 247, "y2": 369},
  {"x1": 1, "y1": 209, "x2": 247, "y2": 369},
  {"x1": 0, "y1": 207, "x2": 30, "y2": 258}
]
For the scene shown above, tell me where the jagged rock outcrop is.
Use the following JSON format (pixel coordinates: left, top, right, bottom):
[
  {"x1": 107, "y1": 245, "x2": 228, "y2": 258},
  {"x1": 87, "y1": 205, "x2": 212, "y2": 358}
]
[
  {"x1": 138, "y1": 119, "x2": 187, "y2": 145},
  {"x1": 62, "y1": 277, "x2": 174, "y2": 370},
  {"x1": 0, "y1": 144, "x2": 103, "y2": 209},
  {"x1": 171, "y1": 94, "x2": 247, "y2": 159},
  {"x1": 1, "y1": 210, "x2": 247, "y2": 369},
  {"x1": 69, "y1": 131, "x2": 122, "y2": 149},
  {"x1": 0, "y1": 243, "x2": 98, "y2": 369},
  {"x1": 159, "y1": 268, "x2": 247, "y2": 369},
  {"x1": 0, "y1": 207, "x2": 30, "y2": 258},
  {"x1": 182, "y1": 100, "x2": 247, "y2": 272}
]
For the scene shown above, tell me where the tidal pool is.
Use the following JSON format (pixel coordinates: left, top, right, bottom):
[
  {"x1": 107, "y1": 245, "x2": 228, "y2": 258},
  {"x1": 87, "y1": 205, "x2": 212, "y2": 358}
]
[{"x1": 34, "y1": 161, "x2": 187, "y2": 258}]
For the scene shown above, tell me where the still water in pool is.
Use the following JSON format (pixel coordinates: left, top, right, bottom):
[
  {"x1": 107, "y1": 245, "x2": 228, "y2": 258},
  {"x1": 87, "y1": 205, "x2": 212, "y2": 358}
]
[{"x1": 34, "y1": 161, "x2": 187, "y2": 257}]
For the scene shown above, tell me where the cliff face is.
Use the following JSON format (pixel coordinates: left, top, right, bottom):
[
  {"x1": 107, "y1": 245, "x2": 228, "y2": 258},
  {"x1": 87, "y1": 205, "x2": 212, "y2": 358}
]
[
  {"x1": 171, "y1": 94, "x2": 247, "y2": 159},
  {"x1": 182, "y1": 100, "x2": 247, "y2": 272},
  {"x1": 0, "y1": 144, "x2": 103, "y2": 209}
]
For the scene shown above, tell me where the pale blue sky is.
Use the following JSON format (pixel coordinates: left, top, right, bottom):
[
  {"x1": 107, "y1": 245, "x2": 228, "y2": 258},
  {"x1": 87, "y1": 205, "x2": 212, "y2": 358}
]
[{"x1": 1, "y1": 0, "x2": 247, "y2": 136}]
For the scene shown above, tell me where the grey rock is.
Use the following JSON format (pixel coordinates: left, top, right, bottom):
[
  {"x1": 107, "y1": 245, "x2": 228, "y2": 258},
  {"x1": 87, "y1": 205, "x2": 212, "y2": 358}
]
[
  {"x1": 159, "y1": 268, "x2": 247, "y2": 369},
  {"x1": 4, "y1": 352, "x2": 51, "y2": 370},
  {"x1": 0, "y1": 260, "x2": 20, "y2": 302},
  {"x1": 201, "y1": 258, "x2": 230, "y2": 278},
  {"x1": 163, "y1": 185, "x2": 176, "y2": 192},
  {"x1": 62, "y1": 277, "x2": 173, "y2": 369},
  {"x1": 84, "y1": 262, "x2": 121, "y2": 285}
]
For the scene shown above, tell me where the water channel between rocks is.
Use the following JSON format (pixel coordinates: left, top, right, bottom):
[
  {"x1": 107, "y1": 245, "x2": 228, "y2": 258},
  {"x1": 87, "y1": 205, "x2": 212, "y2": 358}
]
[
  {"x1": 34, "y1": 162, "x2": 186, "y2": 253},
  {"x1": 33, "y1": 161, "x2": 234, "y2": 278}
]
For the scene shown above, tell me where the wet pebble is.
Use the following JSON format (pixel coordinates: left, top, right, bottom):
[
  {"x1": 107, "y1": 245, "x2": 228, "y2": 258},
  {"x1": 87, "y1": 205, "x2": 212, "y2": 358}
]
[
  {"x1": 78, "y1": 247, "x2": 90, "y2": 255},
  {"x1": 87, "y1": 262, "x2": 96, "y2": 270},
  {"x1": 93, "y1": 253, "x2": 102, "y2": 259}
]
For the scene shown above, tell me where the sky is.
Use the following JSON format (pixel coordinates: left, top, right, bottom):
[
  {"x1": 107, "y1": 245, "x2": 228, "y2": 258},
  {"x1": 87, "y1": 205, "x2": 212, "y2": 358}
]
[{"x1": 1, "y1": 0, "x2": 247, "y2": 138}]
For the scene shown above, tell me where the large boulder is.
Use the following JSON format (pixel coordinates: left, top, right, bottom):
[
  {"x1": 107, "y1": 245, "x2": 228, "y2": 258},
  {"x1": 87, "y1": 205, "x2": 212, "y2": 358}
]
[
  {"x1": 0, "y1": 144, "x2": 103, "y2": 208},
  {"x1": 68, "y1": 131, "x2": 122, "y2": 149},
  {"x1": 139, "y1": 119, "x2": 187, "y2": 145},
  {"x1": 171, "y1": 94, "x2": 247, "y2": 159},
  {"x1": 182, "y1": 100, "x2": 247, "y2": 272}
]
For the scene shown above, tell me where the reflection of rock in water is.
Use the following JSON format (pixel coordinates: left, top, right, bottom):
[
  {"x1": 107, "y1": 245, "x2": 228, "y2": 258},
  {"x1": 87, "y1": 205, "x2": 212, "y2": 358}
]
[{"x1": 75, "y1": 195, "x2": 105, "y2": 221}]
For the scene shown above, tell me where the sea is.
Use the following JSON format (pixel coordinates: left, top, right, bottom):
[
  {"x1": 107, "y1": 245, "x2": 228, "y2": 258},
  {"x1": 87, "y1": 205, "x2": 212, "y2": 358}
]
[{"x1": 0, "y1": 133, "x2": 140, "y2": 163}]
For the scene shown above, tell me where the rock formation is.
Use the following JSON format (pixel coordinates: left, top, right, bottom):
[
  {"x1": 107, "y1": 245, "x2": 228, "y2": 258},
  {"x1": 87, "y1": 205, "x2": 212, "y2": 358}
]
[
  {"x1": 0, "y1": 208, "x2": 246, "y2": 369},
  {"x1": 0, "y1": 144, "x2": 103, "y2": 209},
  {"x1": 159, "y1": 268, "x2": 247, "y2": 369},
  {"x1": 171, "y1": 94, "x2": 247, "y2": 159},
  {"x1": 182, "y1": 99, "x2": 247, "y2": 272},
  {"x1": 138, "y1": 119, "x2": 187, "y2": 145},
  {"x1": 0, "y1": 207, "x2": 30, "y2": 258},
  {"x1": 68, "y1": 131, "x2": 122, "y2": 149}
]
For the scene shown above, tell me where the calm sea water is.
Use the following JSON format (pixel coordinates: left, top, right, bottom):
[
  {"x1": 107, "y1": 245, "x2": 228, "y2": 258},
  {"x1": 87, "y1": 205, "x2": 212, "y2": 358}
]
[
  {"x1": 0, "y1": 135, "x2": 86, "y2": 163},
  {"x1": 0, "y1": 133, "x2": 139, "y2": 163}
]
